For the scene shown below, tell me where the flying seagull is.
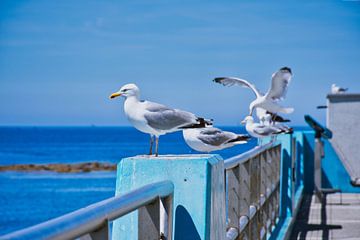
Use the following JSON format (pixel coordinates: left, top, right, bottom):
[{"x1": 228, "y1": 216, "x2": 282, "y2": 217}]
[
  {"x1": 331, "y1": 84, "x2": 348, "y2": 94},
  {"x1": 213, "y1": 67, "x2": 294, "y2": 118},
  {"x1": 183, "y1": 127, "x2": 251, "y2": 153},
  {"x1": 110, "y1": 83, "x2": 211, "y2": 156}
]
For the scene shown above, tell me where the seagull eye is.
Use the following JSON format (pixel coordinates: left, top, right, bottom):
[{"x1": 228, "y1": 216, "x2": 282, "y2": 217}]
[{"x1": 122, "y1": 89, "x2": 128, "y2": 92}]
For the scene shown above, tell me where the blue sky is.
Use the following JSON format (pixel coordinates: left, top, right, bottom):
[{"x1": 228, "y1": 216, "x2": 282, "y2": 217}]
[{"x1": 0, "y1": 0, "x2": 359, "y2": 126}]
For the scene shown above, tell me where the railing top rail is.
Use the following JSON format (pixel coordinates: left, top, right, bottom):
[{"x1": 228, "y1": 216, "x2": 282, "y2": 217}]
[
  {"x1": 0, "y1": 180, "x2": 174, "y2": 240},
  {"x1": 224, "y1": 142, "x2": 280, "y2": 169}
]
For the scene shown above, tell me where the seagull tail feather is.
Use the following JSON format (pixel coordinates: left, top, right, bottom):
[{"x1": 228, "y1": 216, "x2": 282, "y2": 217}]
[
  {"x1": 228, "y1": 134, "x2": 251, "y2": 144},
  {"x1": 281, "y1": 107, "x2": 294, "y2": 114}
]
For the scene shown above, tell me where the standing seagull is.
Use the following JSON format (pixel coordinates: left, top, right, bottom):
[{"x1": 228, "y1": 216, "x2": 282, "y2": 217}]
[
  {"x1": 242, "y1": 116, "x2": 292, "y2": 145},
  {"x1": 183, "y1": 127, "x2": 251, "y2": 153},
  {"x1": 110, "y1": 83, "x2": 211, "y2": 156},
  {"x1": 213, "y1": 67, "x2": 294, "y2": 117},
  {"x1": 256, "y1": 107, "x2": 290, "y2": 126},
  {"x1": 331, "y1": 84, "x2": 348, "y2": 94}
]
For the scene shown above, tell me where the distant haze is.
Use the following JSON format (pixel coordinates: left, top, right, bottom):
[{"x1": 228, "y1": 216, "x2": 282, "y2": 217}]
[{"x1": 1, "y1": 1, "x2": 359, "y2": 126}]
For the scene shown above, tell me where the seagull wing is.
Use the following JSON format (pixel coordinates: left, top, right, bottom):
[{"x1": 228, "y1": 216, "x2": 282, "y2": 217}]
[
  {"x1": 213, "y1": 77, "x2": 262, "y2": 98},
  {"x1": 265, "y1": 68, "x2": 292, "y2": 101},
  {"x1": 144, "y1": 101, "x2": 197, "y2": 131},
  {"x1": 253, "y1": 125, "x2": 280, "y2": 136},
  {"x1": 198, "y1": 127, "x2": 237, "y2": 146}
]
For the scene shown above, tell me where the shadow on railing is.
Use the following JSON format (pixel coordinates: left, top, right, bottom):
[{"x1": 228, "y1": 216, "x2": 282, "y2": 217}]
[
  {"x1": 225, "y1": 143, "x2": 281, "y2": 240},
  {"x1": 0, "y1": 181, "x2": 174, "y2": 240}
]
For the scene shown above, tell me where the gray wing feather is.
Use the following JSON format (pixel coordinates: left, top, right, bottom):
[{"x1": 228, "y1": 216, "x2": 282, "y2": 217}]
[
  {"x1": 144, "y1": 102, "x2": 197, "y2": 130},
  {"x1": 253, "y1": 126, "x2": 280, "y2": 136},
  {"x1": 198, "y1": 128, "x2": 237, "y2": 146},
  {"x1": 214, "y1": 77, "x2": 262, "y2": 98}
]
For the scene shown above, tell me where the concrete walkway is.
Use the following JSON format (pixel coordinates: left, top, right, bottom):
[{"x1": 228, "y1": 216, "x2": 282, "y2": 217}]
[{"x1": 290, "y1": 193, "x2": 360, "y2": 239}]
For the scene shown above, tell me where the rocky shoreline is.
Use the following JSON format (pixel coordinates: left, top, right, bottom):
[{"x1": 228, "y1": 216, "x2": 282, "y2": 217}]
[{"x1": 0, "y1": 162, "x2": 117, "y2": 173}]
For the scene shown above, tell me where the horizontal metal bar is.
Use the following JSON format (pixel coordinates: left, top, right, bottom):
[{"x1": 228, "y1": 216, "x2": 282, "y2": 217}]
[
  {"x1": 224, "y1": 142, "x2": 280, "y2": 169},
  {"x1": 0, "y1": 181, "x2": 174, "y2": 240}
]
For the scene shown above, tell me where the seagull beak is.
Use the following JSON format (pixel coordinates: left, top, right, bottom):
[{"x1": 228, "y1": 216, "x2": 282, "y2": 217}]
[
  {"x1": 240, "y1": 120, "x2": 246, "y2": 125},
  {"x1": 109, "y1": 92, "x2": 121, "y2": 99}
]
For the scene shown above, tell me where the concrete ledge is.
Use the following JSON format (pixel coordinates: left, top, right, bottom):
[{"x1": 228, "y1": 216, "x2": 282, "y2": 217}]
[{"x1": 112, "y1": 154, "x2": 226, "y2": 240}]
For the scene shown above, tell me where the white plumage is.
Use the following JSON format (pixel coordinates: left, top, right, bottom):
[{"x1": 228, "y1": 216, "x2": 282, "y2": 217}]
[
  {"x1": 183, "y1": 127, "x2": 250, "y2": 153},
  {"x1": 110, "y1": 83, "x2": 210, "y2": 156},
  {"x1": 214, "y1": 67, "x2": 294, "y2": 118}
]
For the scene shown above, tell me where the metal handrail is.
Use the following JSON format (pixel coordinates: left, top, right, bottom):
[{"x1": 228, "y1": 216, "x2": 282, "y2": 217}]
[
  {"x1": 0, "y1": 180, "x2": 174, "y2": 240},
  {"x1": 224, "y1": 141, "x2": 280, "y2": 169}
]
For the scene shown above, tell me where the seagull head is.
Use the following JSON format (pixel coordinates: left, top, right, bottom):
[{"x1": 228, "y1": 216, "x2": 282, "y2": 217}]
[
  {"x1": 241, "y1": 116, "x2": 254, "y2": 125},
  {"x1": 109, "y1": 83, "x2": 140, "y2": 99},
  {"x1": 280, "y1": 67, "x2": 292, "y2": 75}
]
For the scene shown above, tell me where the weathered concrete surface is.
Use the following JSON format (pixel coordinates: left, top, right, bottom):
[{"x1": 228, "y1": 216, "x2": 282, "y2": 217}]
[
  {"x1": 291, "y1": 193, "x2": 360, "y2": 239},
  {"x1": 327, "y1": 93, "x2": 360, "y2": 181},
  {"x1": 112, "y1": 154, "x2": 226, "y2": 240}
]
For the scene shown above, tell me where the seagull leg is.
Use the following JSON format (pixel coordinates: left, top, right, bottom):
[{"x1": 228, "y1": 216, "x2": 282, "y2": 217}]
[
  {"x1": 149, "y1": 135, "x2": 154, "y2": 155},
  {"x1": 155, "y1": 136, "x2": 159, "y2": 157}
]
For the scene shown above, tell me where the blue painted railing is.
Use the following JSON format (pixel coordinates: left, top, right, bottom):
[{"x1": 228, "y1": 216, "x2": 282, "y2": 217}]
[
  {"x1": 0, "y1": 181, "x2": 174, "y2": 240},
  {"x1": 3, "y1": 129, "x2": 355, "y2": 239}
]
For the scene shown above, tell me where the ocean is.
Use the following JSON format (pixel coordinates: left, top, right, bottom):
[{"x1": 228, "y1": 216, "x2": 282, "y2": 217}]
[{"x1": 0, "y1": 126, "x2": 257, "y2": 235}]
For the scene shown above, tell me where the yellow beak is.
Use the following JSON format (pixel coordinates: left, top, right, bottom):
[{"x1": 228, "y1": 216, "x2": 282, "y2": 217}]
[{"x1": 109, "y1": 92, "x2": 122, "y2": 99}]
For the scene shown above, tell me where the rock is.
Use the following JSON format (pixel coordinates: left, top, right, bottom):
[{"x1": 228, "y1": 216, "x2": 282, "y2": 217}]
[{"x1": 0, "y1": 162, "x2": 117, "y2": 173}]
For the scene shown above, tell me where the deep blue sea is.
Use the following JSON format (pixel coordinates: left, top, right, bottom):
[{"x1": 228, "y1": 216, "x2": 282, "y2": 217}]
[{"x1": 0, "y1": 126, "x2": 258, "y2": 235}]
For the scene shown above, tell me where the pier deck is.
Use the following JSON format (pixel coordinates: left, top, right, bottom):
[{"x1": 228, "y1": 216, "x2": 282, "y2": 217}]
[{"x1": 291, "y1": 193, "x2": 360, "y2": 239}]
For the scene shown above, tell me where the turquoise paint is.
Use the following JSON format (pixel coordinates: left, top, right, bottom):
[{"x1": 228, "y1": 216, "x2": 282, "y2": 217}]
[
  {"x1": 271, "y1": 129, "x2": 360, "y2": 240},
  {"x1": 322, "y1": 140, "x2": 360, "y2": 193},
  {"x1": 302, "y1": 132, "x2": 315, "y2": 193},
  {"x1": 110, "y1": 130, "x2": 357, "y2": 240},
  {"x1": 112, "y1": 154, "x2": 226, "y2": 240},
  {"x1": 269, "y1": 132, "x2": 306, "y2": 240},
  {"x1": 278, "y1": 134, "x2": 292, "y2": 218}
]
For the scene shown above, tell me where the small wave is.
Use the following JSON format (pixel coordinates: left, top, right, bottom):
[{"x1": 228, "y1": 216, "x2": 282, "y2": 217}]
[{"x1": 54, "y1": 187, "x2": 115, "y2": 193}]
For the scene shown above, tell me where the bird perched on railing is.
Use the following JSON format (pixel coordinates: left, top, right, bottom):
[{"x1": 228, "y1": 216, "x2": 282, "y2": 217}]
[
  {"x1": 213, "y1": 67, "x2": 294, "y2": 121},
  {"x1": 242, "y1": 116, "x2": 293, "y2": 145},
  {"x1": 109, "y1": 83, "x2": 212, "y2": 156},
  {"x1": 183, "y1": 126, "x2": 251, "y2": 153},
  {"x1": 255, "y1": 107, "x2": 290, "y2": 126},
  {"x1": 331, "y1": 84, "x2": 348, "y2": 94}
]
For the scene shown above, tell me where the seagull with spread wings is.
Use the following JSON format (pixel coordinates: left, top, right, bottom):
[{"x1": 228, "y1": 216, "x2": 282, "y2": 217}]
[
  {"x1": 183, "y1": 127, "x2": 251, "y2": 153},
  {"x1": 109, "y1": 83, "x2": 211, "y2": 156},
  {"x1": 214, "y1": 67, "x2": 294, "y2": 119}
]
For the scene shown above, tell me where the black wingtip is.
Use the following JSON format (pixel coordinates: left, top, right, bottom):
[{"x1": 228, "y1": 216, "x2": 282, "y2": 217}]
[
  {"x1": 213, "y1": 77, "x2": 226, "y2": 83},
  {"x1": 228, "y1": 134, "x2": 251, "y2": 143},
  {"x1": 280, "y1": 67, "x2": 292, "y2": 74},
  {"x1": 273, "y1": 115, "x2": 291, "y2": 123}
]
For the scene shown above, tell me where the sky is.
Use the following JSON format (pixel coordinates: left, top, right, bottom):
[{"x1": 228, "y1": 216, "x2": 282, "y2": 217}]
[{"x1": 0, "y1": 0, "x2": 359, "y2": 126}]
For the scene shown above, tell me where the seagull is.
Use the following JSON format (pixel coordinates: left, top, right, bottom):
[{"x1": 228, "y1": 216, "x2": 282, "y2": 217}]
[
  {"x1": 331, "y1": 84, "x2": 348, "y2": 94},
  {"x1": 183, "y1": 127, "x2": 251, "y2": 153},
  {"x1": 213, "y1": 67, "x2": 294, "y2": 118},
  {"x1": 242, "y1": 116, "x2": 292, "y2": 145},
  {"x1": 256, "y1": 107, "x2": 290, "y2": 126},
  {"x1": 109, "y1": 83, "x2": 211, "y2": 156}
]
